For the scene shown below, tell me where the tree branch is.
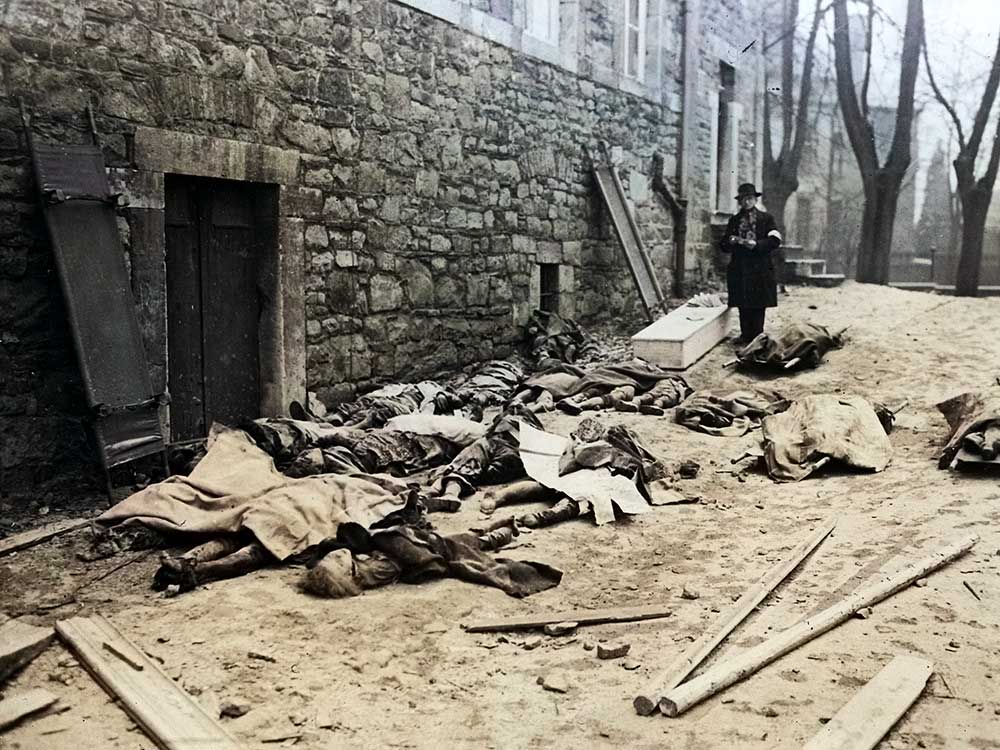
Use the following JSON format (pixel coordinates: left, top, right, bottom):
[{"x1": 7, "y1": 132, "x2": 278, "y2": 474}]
[
  {"x1": 982, "y1": 103, "x2": 1000, "y2": 189},
  {"x1": 831, "y1": 0, "x2": 877, "y2": 175},
  {"x1": 966, "y1": 28, "x2": 1000, "y2": 161},
  {"x1": 860, "y1": 0, "x2": 875, "y2": 119},
  {"x1": 780, "y1": 0, "x2": 798, "y2": 159},
  {"x1": 884, "y1": 0, "x2": 923, "y2": 177},
  {"x1": 788, "y1": 0, "x2": 827, "y2": 173},
  {"x1": 921, "y1": 35, "x2": 966, "y2": 150}
]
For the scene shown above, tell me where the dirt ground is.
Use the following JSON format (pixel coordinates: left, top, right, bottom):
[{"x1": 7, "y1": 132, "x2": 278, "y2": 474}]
[{"x1": 2, "y1": 281, "x2": 1000, "y2": 750}]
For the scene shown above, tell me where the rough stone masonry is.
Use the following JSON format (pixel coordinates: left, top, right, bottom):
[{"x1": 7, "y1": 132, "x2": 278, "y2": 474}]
[{"x1": 0, "y1": 0, "x2": 763, "y2": 497}]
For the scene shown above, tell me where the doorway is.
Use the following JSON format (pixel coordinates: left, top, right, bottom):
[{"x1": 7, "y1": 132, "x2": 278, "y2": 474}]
[{"x1": 165, "y1": 175, "x2": 278, "y2": 440}]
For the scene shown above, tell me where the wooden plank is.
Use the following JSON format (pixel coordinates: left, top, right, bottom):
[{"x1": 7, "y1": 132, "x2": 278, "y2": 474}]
[
  {"x1": 660, "y1": 535, "x2": 976, "y2": 717},
  {"x1": 803, "y1": 654, "x2": 933, "y2": 750},
  {"x1": 0, "y1": 688, "x2": 58, "y2": 731},
  {"x1": 633, "y1": 520, "x2": 835, "y2": 715},
  {"x1": 56, "y1": 615, "x2": 242, "y2": 750},
  {"x1": 464, "y1": 604, "x2": 672, "y2": 633},
  {"x1": 0, "y1": 518, "x2": 90, "y2": 558},
  {"x1": 0, "y1": 619, "x2": 56, "y2": 683}
]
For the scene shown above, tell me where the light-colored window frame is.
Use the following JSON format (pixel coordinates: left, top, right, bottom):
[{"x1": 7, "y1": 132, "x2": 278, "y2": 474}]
[
  {"x1": 624, "y1": 0, "x2": 647, "y2": 82},
  {"x1": 526, "y1": 0, "x2": 560, "y2": 44}
]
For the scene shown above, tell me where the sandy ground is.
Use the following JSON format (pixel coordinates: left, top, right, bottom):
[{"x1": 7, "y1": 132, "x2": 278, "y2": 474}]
[{"x1": 2, "y1": 281, "x2": 1000, "y2": 750}]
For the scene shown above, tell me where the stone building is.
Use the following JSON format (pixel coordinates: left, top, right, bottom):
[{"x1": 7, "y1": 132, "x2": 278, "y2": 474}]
[{"x1": 0, "y1": 0, "x2": 765, "y2": 497}]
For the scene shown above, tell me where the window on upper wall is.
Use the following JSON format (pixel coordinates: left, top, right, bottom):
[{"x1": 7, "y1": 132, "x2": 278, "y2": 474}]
[
  {"x1": 624, "y1": 0, "x2": 647, "y2": 81},
  {"x1": 526, "y1": 0, "x2": 560, "y2": 44}
]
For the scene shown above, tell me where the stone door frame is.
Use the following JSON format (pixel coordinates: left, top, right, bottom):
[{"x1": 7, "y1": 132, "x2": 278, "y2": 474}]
[{"x1": 113, "y1": 126, "x2": 308, "y2": 435}]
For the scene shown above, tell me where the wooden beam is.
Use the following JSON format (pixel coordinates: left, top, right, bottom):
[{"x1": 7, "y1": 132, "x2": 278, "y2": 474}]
[
  {"x1": 803, "y1": 654, "x2": 933, "y2": 750},
  {"x1": 464, "y1": 604, "x2": 673, "y2": 633},
  {"x1": 633, "y1": 520, "x2": 835, "y2": 715},
  {"x1": 0, "y1": 688, "x2": 58, "y2": 731},
  {"x1": 0, "y1": 518, "x2": 90, "y2": 558},
  {"x1": 0, "y1": 619, "x2": 56, "y2": 683},
  {"x1": 660, "y1": 534, "x2": 977, "y2": 717},
  {"x1": 56, "y1": 615, "x2": 242, "y2": 750}
]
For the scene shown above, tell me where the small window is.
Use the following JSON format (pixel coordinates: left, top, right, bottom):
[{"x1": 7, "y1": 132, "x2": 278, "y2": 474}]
[
  {"x1": 624, "y1": 0, "x2": 647, "y2": 81},
  {"x1": 526, "y1": 0, "x2": 560, "y2": 44},
  {"x1": 539, "y1": 263, "x2": 560, "y2": 313}
]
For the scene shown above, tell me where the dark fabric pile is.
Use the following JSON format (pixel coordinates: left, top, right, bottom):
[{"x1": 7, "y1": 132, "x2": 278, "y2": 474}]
[
  {"x1": 761, "y1": 394, "x2": 894, "y2": 481},
  {"x1": 554, "y1": 360, "x2": 690, "y2": 415},
  {"x1": 453, "y1": 360, "x2": 525, "y2": 408},
  {"x1": 736, "y1": 322, "x2": 844, "y2": 372},
  {"x1": 676, "y1": 389, "x2": 791, "y2": 437},
  {"x1": 524, "y1": 309, "x2": 602, "y2": 367},
  {"x1": 304, "y1": 521, "x2": 562, "y2": 598},
  {"x1": 303, "y1": 381, "x2": 467, "y2": 429},
  {"x1": 936, "y1": 388, "x2": 1000, "y2": 468},
  {"x1": 558, "y1": 417, "x2": 665, "y2": 485},
  {"x1": 433, "y1": 407, "x2": 543, "y2": 494}
]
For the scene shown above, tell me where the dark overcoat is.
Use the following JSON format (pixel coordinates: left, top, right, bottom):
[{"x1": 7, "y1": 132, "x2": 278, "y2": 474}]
[{"x1": 719, "y1": 209, "x2": 781, "y2": 308}]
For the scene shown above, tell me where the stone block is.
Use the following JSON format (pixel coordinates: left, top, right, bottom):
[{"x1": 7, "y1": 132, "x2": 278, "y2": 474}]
[
  {"x1": 369, "y1": 273, "x2": 403, "y2": 312},
  {"x1": 536, "y1": 241, "x2": 561, "y2": 264}
]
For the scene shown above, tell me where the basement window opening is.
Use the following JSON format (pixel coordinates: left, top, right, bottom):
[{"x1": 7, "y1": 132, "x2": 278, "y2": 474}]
[{"x1": 539, "y1": 263, "x2": 561, "y2": 313}]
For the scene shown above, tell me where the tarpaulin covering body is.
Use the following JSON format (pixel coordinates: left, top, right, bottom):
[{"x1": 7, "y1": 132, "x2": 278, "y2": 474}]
[
  {"x1": 98, "y1": 428, "x2": 407, "y2": 560},
  {"x1": 761, "y1": 394, "x2": 893, "y2": 481}
]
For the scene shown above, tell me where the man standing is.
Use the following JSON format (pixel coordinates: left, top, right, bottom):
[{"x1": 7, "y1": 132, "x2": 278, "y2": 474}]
[{"x1": 719, "y1": 183, "x2": 783, "y2": 343}]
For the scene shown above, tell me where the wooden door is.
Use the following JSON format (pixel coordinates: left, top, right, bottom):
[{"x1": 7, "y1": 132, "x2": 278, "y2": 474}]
[{"x1": 165, "y1": 176, "x2": 269, "y2": 441}]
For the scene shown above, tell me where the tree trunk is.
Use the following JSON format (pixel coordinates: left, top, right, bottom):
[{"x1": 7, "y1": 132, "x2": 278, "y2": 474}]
[
  {"x1": 765, "y1": 185, "x2": 793, "y2": 238},
  {"x1": 856, "y1": 172, "x2": 902, "y2": 284},
  {"x1": 954, "y1": 188, "x2": 990, "y2": 296}
]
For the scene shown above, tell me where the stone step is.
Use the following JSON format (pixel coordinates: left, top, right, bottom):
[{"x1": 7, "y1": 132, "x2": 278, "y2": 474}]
[{"x1": 800, "y1": 273, "x2": 846, "y2": 288}]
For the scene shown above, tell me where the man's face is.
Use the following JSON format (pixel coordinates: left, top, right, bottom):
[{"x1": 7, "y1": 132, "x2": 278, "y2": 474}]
[{"x1": 739, "y1": 195, "x2": 757, "y2": 211}]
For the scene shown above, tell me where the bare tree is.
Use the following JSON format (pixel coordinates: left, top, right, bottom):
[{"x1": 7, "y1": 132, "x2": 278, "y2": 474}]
[
  {"x1": 831, "y1": 0, "x2": 924, "y2": 284},
  {"x1": 923, "y1": 28, "x2": 1000, "y2": 296},
  {"x1": 762, "y1": 0, "x2": 828, "y2": 234}
]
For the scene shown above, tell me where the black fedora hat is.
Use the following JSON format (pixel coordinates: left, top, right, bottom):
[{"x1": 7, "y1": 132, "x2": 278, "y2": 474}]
[{"x1": 735, "y1": 182, "x2": 762, "y2": 199}]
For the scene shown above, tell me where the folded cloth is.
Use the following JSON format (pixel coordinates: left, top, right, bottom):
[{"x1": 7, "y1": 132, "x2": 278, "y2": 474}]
[
  {"x1": 936, "y1": 388, "x2": 1000, "y2": 468},
  {"x1": 97, "y1": 427, "x2": 409, "y2": 561},
  {"x1": 736, "y1": 322, "x2": 844, "y2": 371},
  {"x1": 761, "y1": 394, "x2": 893, "y2": 481},
  {"x1": 676, "y1": 389, "x2": 790, "y2": 436}
]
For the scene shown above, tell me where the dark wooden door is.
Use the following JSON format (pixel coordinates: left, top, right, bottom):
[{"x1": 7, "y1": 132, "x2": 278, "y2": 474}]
[{"x1": 165, "y1": 176, "x2": 270, "y2": 441}]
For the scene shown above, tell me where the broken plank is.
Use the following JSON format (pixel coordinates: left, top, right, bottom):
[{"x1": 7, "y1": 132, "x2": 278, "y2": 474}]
[
  {"x1": 56, "y1": 615, "x2": 242, "y2": 750},
  {"x1": 803, "y1": 654, "x2": 933, "y2": 750},
  {"x1": 464, "y1": 604, "x2": 672, "y2": 633},
  {"x1": 0, "y1": 619, "x2": 56, "y2": 683},
  {"x1": 660, "y1": 534, "x2": 976, "y2": 717},
  {"x1": 0, "y1": 688, "x2": 58, "y2": 731},
  {"x1": 633, "y1": 519, "x2": 835, "y2": 715},
  {"x1": 0, "y1": 518, "x2": 90, "y2": 558}
]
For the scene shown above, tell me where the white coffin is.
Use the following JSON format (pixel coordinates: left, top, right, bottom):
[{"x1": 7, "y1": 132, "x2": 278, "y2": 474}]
[{"x1": 631, "y1": 304, "x2": 733, "y2": 370}]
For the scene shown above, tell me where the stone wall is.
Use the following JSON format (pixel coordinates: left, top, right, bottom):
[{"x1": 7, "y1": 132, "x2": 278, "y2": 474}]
[{"x1": 0, "y1": 0, "x2": 762, "y2": 498}]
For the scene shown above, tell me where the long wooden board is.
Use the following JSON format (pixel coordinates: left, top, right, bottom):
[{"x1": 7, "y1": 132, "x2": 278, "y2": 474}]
[
  {"x1": 0, "y1": 688, "x2": 58, "y2": 730},
  {"x1": 633, "y1": 520, "x2": 835, "y2": 714},
  {"x1": 0, "y1": 518, "x2": 90, "y2": 558},
  {"x1": 803, "y1": 654, "x2": 933, "y2": 750},
  {"x1": 464, "y1": 604, "x2": 672, "y2": 633},
  {"x1": 0, "y1": 619, "x2": 56, "y2": 683},
  {"x1": 56, "y1": 615, "x2": 242, "y2": 750},
  {"x1": 660, "y1": 535, "x2": 976, "y2": 717}
]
